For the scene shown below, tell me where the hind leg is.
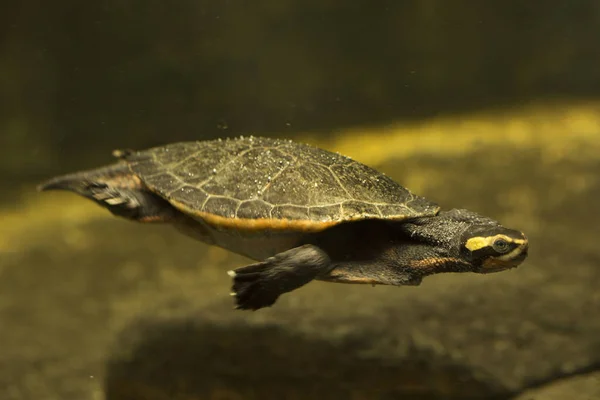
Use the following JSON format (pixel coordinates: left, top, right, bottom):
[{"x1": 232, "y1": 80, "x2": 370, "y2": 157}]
[
  {"x1": 38, "y1": 166, "x2": 176, "y2": 223},
  {"x1": 83, "y1": 182, "x2": 176, "y2": 222},
  {"x1": 229, "y1": 244, "x2": 332, "y2": 311}
]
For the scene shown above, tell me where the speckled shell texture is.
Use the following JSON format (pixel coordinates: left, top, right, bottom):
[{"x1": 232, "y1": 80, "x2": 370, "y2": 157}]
[{"x1": 127, "y1": 136, "x2": 439, "y2": 225}]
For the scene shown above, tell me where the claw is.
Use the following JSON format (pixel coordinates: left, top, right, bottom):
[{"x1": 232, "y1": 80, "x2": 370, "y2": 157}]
[{"x1": 227, "y1": 245, "x2": 330, "y2": 311}]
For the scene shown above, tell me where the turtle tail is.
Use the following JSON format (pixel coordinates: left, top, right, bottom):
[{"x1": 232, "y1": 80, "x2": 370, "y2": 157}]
[
  {"x1": 37, "y1": 163, "x2": 130, "y2": 193},
  {"x1": 37, "y1": 163, "x2": 176, "y2": 222}
]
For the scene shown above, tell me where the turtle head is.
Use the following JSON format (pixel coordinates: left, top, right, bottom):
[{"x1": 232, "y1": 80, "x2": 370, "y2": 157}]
[
  {"x1": 401, "y1": 209, "x2": 528, "y2": 275},
  {"x1": 460, "y1": 223, "x2": 529, "y2": 273}
]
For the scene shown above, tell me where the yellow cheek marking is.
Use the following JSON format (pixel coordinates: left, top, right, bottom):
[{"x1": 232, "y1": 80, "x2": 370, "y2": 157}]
[
  {"x1": 465, "y1": 237, "x2": 490, "y2": 251},
  {"x1": 497, "y1": 248, "x2": 521, "y2": 261},
  {"x1": 496, "y1": 242, "x2": 528, "y2": 261},
  {"x1": 465, "y1": 234, "x2": 526, "y2": 252}
]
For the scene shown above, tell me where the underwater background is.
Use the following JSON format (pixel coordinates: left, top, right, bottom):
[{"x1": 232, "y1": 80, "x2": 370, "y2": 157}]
[{"x1": 1, "y1": 1, "x2": 599, "y2": 399}]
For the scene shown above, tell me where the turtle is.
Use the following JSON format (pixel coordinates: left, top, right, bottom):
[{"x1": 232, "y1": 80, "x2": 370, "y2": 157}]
[{"x1": 38, "y1": 136, "x2": 529, "y2": 311}]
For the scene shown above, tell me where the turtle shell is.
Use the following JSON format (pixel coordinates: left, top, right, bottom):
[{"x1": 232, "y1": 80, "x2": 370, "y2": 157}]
[{"x1": 125, "y1": 136, "x2": 440, "y2": 232}]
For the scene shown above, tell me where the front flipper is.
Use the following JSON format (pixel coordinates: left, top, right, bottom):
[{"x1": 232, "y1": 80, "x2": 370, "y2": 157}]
[
  {"x1": 229, "y1": 244, "x2": 331, "y2": 311},
  {"x1": 323, "y1": 261, "x2": 423, "y2": 286}
]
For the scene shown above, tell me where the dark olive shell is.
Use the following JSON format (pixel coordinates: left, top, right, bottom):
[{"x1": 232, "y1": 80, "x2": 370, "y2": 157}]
[{"x1": 125, "y1": 136, "x2": 439, "y2": 231}]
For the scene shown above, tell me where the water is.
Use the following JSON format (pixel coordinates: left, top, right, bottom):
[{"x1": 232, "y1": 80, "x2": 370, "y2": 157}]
[{"x1": 1, "y1": 2, "x2": 600, "y2": 399}]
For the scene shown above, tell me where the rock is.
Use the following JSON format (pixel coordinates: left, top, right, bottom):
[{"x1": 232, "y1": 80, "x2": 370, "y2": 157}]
[{"x1": 513, "y1": 371, "x2": 600, "y2": 400}]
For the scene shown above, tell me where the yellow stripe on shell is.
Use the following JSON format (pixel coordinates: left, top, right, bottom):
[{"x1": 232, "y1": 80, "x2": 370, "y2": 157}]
[{"x1": 168, "y1": 198, "x2": 418, "y2": 233}]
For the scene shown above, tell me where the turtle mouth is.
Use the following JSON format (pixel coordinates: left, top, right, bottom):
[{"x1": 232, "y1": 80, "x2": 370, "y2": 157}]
[{"x1": 480, "y1": 244, "x2": 529, "y2": 274}]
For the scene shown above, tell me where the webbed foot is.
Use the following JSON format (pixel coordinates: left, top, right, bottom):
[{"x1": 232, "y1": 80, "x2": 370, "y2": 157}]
[{"x1": 229, "y1": 244, "x2": 331, "y2": 311}]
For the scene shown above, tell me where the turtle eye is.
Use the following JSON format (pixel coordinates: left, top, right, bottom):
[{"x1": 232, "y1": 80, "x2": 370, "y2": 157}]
[{"x1": 492, "y1": 238, "x2": 510, "y2": 254}]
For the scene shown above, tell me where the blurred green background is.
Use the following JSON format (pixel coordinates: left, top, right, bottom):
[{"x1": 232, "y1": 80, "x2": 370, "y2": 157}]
[
  {"x1": 2, "y1": 1, "x2": 600, "y2": 400},
  {"x1": 2, "y1": 0, "x2": 600, "y2": 184}
]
